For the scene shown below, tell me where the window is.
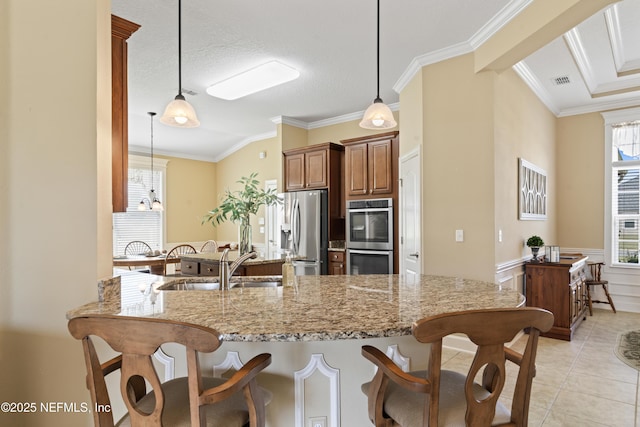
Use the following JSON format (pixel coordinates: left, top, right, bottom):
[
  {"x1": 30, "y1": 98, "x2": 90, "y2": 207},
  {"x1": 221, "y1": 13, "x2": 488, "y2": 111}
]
[
  {"x1": 604, "y1": 108, "x2": 640, "y2": 267},
  {"x1": 112, "y1": 155, "x2": 168, "y2": 256}
]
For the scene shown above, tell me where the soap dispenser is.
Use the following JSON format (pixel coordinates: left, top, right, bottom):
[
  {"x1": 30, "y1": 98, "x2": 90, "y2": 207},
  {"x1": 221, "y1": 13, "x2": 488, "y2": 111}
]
[{"x1": 282, "y1": 251, "x2": 295, "y2": 287}]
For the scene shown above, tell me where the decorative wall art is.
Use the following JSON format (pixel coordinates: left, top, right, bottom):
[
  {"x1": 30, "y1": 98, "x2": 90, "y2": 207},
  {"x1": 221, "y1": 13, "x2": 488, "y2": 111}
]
[{"x1": 519, "y1": 158, "x2": 547, "y2": 220}]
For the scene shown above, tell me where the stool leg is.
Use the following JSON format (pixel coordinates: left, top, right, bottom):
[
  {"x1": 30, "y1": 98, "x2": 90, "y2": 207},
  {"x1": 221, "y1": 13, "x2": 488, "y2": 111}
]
[
  {"x1": 586, "y1": 284, "x2": 593, "y2": 316},
  {"x1": 602, "y1": 284, "x2": 617, "y2": 313}
]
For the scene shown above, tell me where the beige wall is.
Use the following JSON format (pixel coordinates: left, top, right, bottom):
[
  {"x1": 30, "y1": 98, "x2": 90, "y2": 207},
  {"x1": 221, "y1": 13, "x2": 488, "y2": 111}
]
[
  {"x1": 556, "y1": 112, "x2": 605, "y2": 249},
  {"x1": 161, "y1": 155, "x2": 218, "y2": 243},
  {"x1": 398, "y1": 69, "x2": 423, "y2": 157},
  {"x1": 214, "y1": 136, "x2": 282, "y2": 243},
  {"x1": 0, "y1": 0, "x2": 112, "y2": 425},
  {"x1": 418, "y1": 54, "x2": 497, "y2": 281},
  {"x1": 494, "y1": 68, "x2": 557, "y2": 263}
]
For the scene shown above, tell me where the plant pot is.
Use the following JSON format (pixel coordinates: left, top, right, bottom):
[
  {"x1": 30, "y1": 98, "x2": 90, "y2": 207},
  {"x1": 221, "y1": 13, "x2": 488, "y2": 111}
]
[{"x1": 530, "y1": 247, "x2": 540, "y2": 262}]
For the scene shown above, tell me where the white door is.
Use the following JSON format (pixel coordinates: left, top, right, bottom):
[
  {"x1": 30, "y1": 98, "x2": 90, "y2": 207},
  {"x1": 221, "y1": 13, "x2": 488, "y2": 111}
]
[
  {"x1": 400, "y1": 148, "x2": 421, "y2": 279},
  {"x1": 264, "y1": 180, "x2": 281, "y2": 258}
]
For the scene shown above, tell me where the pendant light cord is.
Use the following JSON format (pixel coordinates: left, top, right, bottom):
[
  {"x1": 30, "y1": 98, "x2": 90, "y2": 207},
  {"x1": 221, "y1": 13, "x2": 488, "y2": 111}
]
[
  {"x1": 177, "y1": 0, "x2": 182, "y2": 96},
  {"x1": 376, "y1": 0, "x2": 380, "y2": 100},
  {"x1": 149, "y1": 112, "x2": 156, "y2": 191}
]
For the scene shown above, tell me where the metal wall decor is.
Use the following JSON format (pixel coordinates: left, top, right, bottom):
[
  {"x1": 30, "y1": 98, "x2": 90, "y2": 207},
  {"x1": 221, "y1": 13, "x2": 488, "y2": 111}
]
[{"x1": 519, "y1": 158, "x2": 547, "y2": 220}]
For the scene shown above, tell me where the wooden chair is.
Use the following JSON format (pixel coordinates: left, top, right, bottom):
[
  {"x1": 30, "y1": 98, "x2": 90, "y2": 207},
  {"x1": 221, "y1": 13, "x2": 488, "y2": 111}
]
[
  {"x1": 123, "y1": 241, "x2": 153, "y2": 271},
  {"x1": 361, "y1": 307, "x2": 554, "y2": 427},
  {"x1": 164, "y1": 244, "x2": 197, "y2": 275},
  {"x1": 68, "y1": 315, "x2": 271, "y2": 427},
  {"x1": 584, "y1": 262, "x2": 616, "y2": 316},
  {"x1": 200, "y1": 239, "x2": 219, "y2": 253}
]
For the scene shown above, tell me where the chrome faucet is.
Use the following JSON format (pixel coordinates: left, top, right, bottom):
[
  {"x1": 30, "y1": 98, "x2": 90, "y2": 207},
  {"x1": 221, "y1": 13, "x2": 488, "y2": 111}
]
[{"x1": 219, "y1": 248, "x2": 258, "y2": 290}]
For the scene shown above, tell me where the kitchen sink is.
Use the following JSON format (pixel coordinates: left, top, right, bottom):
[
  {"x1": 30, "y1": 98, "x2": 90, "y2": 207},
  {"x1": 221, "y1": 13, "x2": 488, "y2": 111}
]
[{"x1": 157, "y1": 276, "x2": 282, "y2": 291}]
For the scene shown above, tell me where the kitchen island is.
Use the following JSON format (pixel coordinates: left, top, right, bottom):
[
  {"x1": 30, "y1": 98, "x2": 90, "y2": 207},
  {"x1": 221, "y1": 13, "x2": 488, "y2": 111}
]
[{"x1": 67, "y1": 272, "x2": 524, "y2": 426}]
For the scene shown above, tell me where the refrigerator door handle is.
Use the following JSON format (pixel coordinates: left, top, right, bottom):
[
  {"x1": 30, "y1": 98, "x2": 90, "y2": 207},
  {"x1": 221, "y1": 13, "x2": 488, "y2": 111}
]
[{"x1": 292, "y1": 198, "x2": 300, "y2": 254}]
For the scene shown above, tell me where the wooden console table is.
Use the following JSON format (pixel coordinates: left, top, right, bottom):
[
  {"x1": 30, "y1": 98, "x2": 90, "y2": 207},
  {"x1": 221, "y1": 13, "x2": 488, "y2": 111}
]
[{"x1": 525, "y1": 255, "x2": 588, "y2": 341}]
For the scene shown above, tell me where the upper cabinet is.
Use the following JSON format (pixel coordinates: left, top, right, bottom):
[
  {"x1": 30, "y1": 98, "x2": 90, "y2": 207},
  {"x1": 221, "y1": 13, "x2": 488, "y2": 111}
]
[
  {"x1": 111, "y1": 15, "x2": 140, "y2": 212},
  {"x1": 283, "y1": 142, "x2": 346, "y2": 241},
  {"x1": 283, "y1": 143, "x2": 343, "y2": 192},
  {"x1": 341, "y1": 131, "x2": 399, "y2": 199}
]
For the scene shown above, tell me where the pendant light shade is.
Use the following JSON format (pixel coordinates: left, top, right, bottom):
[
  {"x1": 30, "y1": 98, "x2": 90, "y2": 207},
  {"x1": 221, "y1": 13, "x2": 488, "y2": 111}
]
[
  {"x1": 160, "y1": 0, "x2": 200, "y2": 128},
  {"x1": 160, "y1": 95, "x2": 200, "y2": 128},
  {"x1": 360, "y1": 0, "x2": 397, "y2": 130}
]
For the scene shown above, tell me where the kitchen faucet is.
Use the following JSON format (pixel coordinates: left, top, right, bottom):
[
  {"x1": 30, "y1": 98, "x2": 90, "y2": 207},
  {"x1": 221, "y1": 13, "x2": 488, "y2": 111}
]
[{"x1": 219, "y1": 248, "x2": 258, "y2": 290}]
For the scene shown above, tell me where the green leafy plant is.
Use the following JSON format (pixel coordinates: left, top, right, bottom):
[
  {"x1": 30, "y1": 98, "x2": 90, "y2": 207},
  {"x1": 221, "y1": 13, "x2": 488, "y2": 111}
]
[
  {"x1": 203, "y1": 173, "x2": 281, "y2": 226},
  {"x1": 526, "y1": 235, "x2": 544, "y2": 247}
]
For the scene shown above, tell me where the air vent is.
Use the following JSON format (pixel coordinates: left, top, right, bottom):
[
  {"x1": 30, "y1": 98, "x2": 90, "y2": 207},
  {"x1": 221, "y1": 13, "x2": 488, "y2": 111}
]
[
  {"x1": 182, "y1": 88, "x2": 198, "y2": 96},
  {"x1": 552, "y1": 76, "x2": 571, "y2": 86}
]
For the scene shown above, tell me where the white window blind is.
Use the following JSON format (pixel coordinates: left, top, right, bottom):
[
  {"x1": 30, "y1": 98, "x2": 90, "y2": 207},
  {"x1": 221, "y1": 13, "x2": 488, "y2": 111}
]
[
  {"x1": 605, "y1": 109, "x2": 640, "y2": 266},
  {"x1": 112, "y1": 155, "x2": 167, "y2": 256}
]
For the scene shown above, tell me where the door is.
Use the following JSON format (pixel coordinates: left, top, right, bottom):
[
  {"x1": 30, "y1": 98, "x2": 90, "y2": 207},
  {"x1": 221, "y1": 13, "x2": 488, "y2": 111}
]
[
  {"x1": 264, "y1": 180, "x2": 281, "y2": 259},
  {"x1": 400, "y1": 148, "x2": 421, "y2": 278}
]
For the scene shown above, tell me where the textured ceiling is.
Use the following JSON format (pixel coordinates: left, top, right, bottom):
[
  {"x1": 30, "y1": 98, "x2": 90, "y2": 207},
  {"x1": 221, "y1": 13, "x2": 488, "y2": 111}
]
[{"x1": 111, "y1": 0, "x2": 640, "y2": 162}]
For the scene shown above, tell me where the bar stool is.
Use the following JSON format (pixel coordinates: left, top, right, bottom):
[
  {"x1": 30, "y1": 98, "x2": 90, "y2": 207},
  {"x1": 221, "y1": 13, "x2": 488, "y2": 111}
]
[{"x1": 585, "y1": 262, "x2": 616, "y2": 315}]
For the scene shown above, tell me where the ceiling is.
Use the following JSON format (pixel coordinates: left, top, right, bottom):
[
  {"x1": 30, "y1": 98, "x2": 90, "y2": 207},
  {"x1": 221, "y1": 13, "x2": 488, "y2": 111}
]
[{"x1": 111, "y1": 0, "x2": 640, "y2": 162}]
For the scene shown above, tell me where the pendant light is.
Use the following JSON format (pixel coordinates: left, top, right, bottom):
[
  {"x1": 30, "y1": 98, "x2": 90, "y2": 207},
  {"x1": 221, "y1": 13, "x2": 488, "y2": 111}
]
[
  {"x1": 160, "y1": 0, "x2": 200, "y2": 128},
  {"x1": 139, "y1": 112, "x2": 164, "y2": 211},
  {"x1": 359, "y1": 0, "x2": 397, "y2": 130}
]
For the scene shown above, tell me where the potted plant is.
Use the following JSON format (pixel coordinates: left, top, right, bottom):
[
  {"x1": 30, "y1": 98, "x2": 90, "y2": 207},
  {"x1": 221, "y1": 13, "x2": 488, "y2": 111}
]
[
  {"x1": 203, "y1": 173, "x2": 281, "y2": 255},
  {"x1": 526, "y1": 235, "x2": 544, "y2": 261}
]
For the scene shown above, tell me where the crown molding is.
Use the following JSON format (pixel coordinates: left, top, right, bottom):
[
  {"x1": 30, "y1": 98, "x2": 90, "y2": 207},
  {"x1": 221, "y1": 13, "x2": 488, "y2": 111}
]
[
  {"x1": 512, "y1": 62, "x2": 560, "y2": 116},
  {"x1": 469, "y1": 0, "x2": 533, "y2": 49},
  {"x1": 307, "y1": 102, "x2": 400, "y2": 129},
  {"x1": 212, "y1": 131, "x2": 278, "y2": 162},
  {"x1": 271, "y1": 116, "x2": 310, "y2": 129}
]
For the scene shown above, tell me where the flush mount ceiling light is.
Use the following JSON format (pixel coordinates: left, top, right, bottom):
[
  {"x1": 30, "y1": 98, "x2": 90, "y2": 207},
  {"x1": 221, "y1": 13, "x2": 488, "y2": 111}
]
[
  {"x1": 160, "y1": 0, "x2": 200, "y2": 128},
  {"x1": 139, "y1": 112, "x2": 164, "y2": 212},
  {"x1": 206, "y1": 60, "x2": 300, "y2": 100},
  {"x1": 360, "y1": 0, "x2": 397, "y2": 130}
]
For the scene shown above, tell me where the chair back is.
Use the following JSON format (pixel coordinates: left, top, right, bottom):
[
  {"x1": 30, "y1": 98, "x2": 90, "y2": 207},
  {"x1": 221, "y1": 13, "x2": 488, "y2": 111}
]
[
  {"x1": 124, "y1": 241, "x2": 152, "y2": 256},
  {"x1": 165, "y1": 244, "x2": 197, "y2": 274},
  {"x1": 200, "y1": 240, "x2": 219, "y2": 253},
  {"x1": 412, "y1": 307, "x2": 554, "y2": 426},
  {"x1": 68, "y1": 315, "x2": 222, "y2": 427}
]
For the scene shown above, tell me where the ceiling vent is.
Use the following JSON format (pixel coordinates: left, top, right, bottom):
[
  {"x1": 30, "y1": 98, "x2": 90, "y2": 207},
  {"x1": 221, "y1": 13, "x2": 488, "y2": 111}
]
[
  {"x1": 552, "y1": 75, "x2": 571, "y2": 86},
  {"x1": 182, "y1": 88, "x2": 197, "y2": 96}
]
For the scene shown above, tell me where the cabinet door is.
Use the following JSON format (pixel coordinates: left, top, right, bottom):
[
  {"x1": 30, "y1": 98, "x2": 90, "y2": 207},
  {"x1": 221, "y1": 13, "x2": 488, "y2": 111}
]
[
  {"x1": 346, "y1": 143, "x2": 369, "y2": 196},
  {"x1": 284, "y1": 153, "x2": 305, "y2": 191},
  {"x1": 329, "y1": 262, "x2": 345, "y2": 275},
  {"x1": 368, "y1": 139, "x2": 393, "y2": 195},
  {"x1": 305, "y1": 149, "x2": 328, "y2": 188}
]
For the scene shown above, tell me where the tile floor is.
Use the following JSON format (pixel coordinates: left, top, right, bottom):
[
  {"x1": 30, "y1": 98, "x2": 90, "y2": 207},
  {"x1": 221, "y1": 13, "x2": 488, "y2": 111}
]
[{"x1": 441, "y1": 309, "x2": 640, "y2": 427}]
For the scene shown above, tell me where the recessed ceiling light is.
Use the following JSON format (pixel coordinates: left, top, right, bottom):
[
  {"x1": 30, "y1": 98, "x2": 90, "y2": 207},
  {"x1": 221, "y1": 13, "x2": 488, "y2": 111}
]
[{"x1": 206, "y1": 60, "x2": 300, "y2": 100}]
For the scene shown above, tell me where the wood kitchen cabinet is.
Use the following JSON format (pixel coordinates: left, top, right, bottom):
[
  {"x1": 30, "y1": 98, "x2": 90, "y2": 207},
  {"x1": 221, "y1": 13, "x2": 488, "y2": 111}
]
[
  {"x1": 111, "y1": 15, "x2": 140, "y2": 212},
  {"x1": 283, "y1": 143, "x2": 342, "y2": 191},
  {"x1": 328, "y1": 251, "x2": 345, "y2": 275},
  {"x1": 283, "y1": 142, "x2": 345, "y2": 241},
  {"x1": 525, "y1": 256, "x2": 588, "y2": 341},
  {"x1": 341, "y1": 131, "x2": 399, "y2": 199}
]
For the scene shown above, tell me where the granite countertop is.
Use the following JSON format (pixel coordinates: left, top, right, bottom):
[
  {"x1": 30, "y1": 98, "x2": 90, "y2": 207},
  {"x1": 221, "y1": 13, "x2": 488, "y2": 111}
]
[
  {"x1": 181, "y1": 251, "x2": 289, "y2": 265},
  {"x1": 68, "y1": 272, "x2": 525, "y2": 343}
]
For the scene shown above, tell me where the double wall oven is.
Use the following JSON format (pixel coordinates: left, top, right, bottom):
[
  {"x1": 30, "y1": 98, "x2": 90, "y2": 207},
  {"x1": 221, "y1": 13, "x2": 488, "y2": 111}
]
[{"x1": 346, "y1": 198, "x2": 393, "y2": 274}]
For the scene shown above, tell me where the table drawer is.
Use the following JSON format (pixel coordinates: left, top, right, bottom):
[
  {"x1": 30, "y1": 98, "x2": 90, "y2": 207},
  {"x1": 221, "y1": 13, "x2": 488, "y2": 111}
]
[
  {"x1": 329, "y1": 251, "x2": 344, "y2": 263},
  {"x1": 200, "y1": 261, "x2": 219, "y2": 276},
  {"x1": 181, "y1": 260, "x2": 199, "y2": 275}
]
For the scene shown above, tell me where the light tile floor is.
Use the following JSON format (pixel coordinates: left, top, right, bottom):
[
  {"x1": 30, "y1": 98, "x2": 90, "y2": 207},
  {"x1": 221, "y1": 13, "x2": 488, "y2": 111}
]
[{"x1": 441, "y1": 309, "x2": 640, "y2": 427}]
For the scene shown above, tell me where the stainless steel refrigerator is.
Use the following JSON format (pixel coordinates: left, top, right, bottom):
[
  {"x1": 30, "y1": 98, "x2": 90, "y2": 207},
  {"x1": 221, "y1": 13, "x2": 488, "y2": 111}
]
[{"x1": 280, "y1": 189, "x2": 328, "y2": 275}]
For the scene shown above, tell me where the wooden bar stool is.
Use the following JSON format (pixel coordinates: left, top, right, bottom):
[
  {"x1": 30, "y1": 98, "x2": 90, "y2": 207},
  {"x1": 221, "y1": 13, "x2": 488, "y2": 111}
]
[{"x1": 585, "y1": 262, "x2": 616, "y2": 316}]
